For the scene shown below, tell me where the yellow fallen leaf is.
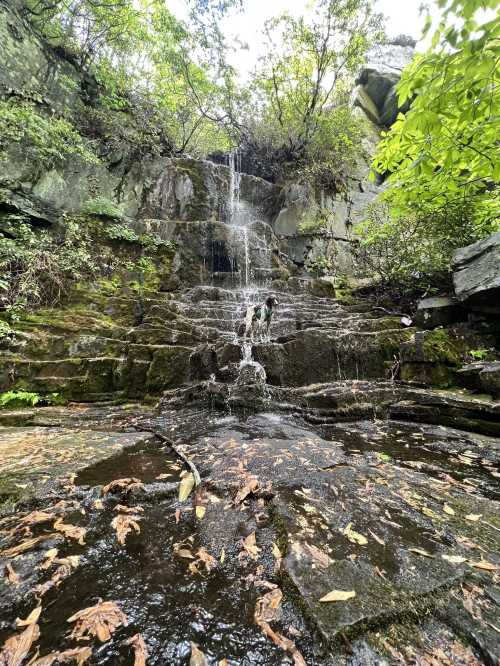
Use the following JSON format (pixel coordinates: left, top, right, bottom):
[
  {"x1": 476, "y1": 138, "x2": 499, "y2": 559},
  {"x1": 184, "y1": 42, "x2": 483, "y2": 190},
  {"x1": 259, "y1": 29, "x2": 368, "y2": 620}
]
[
  {"x1": 68, "y1": 601, "x2": 128, "y2": 642},
  {"x1": 341, "y1": 523, "x2": 367, "y2": 546},
  {"x1": 319, "y1": 590, "x2": 356, "y2": 603},
  {"x1": 465, "y1": 513, "x2": 482, "y2": 522},
  {"x1": 176, "y1": 548, "x2": 195, "y2": 559},
  {"x1": 443, "y1": 504, "x2": 455, "y2": 516},
  {"x1": 195, "y1": 506, "x2": 206, "y2": 520},
  {"x1": 220, "y1": 548, "x2": 225, "y2": 564},
  {"x1": 0, "y1": 623, "x2": 40, "y2": 666},
  {"x1": 4, "y1": 562, "x2": 20, "y2": 586},
  {"x1": 178, "y1": 473, "x2": 195, "y2": 502},
  {"x1": 409, "y1": 548, "x2": 434, "y2": 558}
]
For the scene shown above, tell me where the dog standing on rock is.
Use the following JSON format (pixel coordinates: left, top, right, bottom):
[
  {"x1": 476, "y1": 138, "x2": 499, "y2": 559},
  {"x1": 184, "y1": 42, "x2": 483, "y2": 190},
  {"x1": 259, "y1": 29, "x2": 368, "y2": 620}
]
[{"x1": 241, "y1": 295, "x2": 279, "y2": 341}]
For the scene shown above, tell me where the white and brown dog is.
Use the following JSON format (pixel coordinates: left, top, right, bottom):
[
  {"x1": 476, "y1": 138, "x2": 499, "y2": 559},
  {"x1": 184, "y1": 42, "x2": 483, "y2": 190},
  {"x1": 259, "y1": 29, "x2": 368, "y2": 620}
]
[{"x1": 241, "y1": 295, "x2": 279, "y2": 341}]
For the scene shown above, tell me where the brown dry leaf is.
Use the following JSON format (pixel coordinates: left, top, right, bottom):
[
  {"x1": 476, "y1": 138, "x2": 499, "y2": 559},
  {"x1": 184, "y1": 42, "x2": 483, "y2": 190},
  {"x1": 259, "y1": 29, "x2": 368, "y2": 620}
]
[
  {"x1": 16, "y1": 607, "x2": 42, "y2": 628},
  {"x1": 124, "y1": 634, "x2": 147, "y2": 666},
  {"x1": 57, "y1": 556, "x2": 81, "y2": 569},
  {"x1": 443, "y1": 504, "x2": 455, "y2": 516},
  {"x1": 0, "y1": 623, "x2": 40, "y2": 666},
  {"x1": 241, "y1": 532, "x2": 261, "y2": 560},
  {"x1": 93, "y1": 499, "x2": 104, "y2": 510},
  {"x1": 176, "y1": 548, "x2": 195, "y2": 560},
  {"x1": 0, "y1": 535, "x2": 53, "y2": 558},
  {"x1": 33, "y1": 563, "x2": 75, "y2": 598},
  {"x1": 196, "y1": 548, "x2": 217, "y2": 573},
  {"x1": 303, "y1": 542, "x2": 333, "y2": 568},
  {"x1": 218, "y1": 660, "x2": 228, "y2": 666},
  {"x1": 409, "y1": 548, "x2": 435, "y2": 558},
  {"x1": 113, "y1": 505, "x2": 144, "y2": 514},
  {"x1": 254, "y1": 591, "x2": 306, "y2": 666},
  {"x1": 188, "y1": 562, "x2": 199, "y2": 575},
  {"x1": 40, "y1": 549, "x2": 59, "y2": 570},
  {"x1": 465, "y1": 513, "x2": 482, "y2": 522},
  {"x1": 175, "y1": 509, "x2": 181, "y2": 524},
  {"x1": 178, "y1": 473, "x2": 195, "y2": 502},
  {"x1": 68, "y1": 601, "x2": 128, "y2": 642},
  {"x1": 341, "y1": 523, "x2": 368, "y2": 546},
  {"x1": 234, "y1": 477, "x2": 259, "y2": 504},
  {"x1": 319, "y1": 590, "x2": 356, "y2": 603},
  {"x1": 53, "y1": 518, "x2": 86, "y2": 545},
  {"x1": 189, "y1": 643, "x2": 207, "y2": 666},
  {"x1": 255, "y1": 588, "x2": 283, "y2": 623},
  {"x1": 4, "y1": 563, "x2": 20, "y2": 586},
  {"x1": 468, "y1": 559, "x2": 498, "y2": 572},
  {"x1": 102, "y1": 478, "x2": 144, "y2": 496},
  {"x1": 111, "y1": 514, "x2": 141, "y2": 545},
  {"x1": 30, "y1": 646, "x2": 92, "y2": 665},
  {"x1": 20, "y1": 512, "x2": 55, "y2": 527},
  {"x1": 195, "y1": 506, "x2": 206, "y2": 520}
]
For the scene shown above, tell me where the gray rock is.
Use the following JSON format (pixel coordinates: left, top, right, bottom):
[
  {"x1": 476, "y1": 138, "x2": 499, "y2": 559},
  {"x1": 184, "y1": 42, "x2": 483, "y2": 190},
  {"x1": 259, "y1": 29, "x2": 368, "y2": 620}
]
[
  {"x1": 452, "y1": 232, "x2": 500, "y2": 310},
  {"x1": 415, "y1": 296, "x2": 466, "y2": 329},
  {"x1": 479, "y1": 362, "x2": 500, "y2": 399}
]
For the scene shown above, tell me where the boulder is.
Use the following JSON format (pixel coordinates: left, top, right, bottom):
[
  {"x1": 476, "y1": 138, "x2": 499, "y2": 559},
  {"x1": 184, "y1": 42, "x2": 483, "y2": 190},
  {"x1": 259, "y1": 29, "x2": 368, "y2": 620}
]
[
  {"x1": 414, "y1": 296, "x2": 467, "y2": 329},
  {"x1": 478, "y1": 362, "x2": 500, "y2": 399},
  {"x1": 452, "y1": 232, "x2": 500, "y2": 312},
  {"x1": 400, "y1": 329, "x2": 461, "y2": 388}
]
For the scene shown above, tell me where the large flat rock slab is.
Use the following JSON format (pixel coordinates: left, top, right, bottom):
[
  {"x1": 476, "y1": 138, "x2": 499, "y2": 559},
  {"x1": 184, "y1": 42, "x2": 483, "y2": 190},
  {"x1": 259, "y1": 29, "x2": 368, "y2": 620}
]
[{"x1": 0, "y1": 426, "x2": 155, "y2": 505}]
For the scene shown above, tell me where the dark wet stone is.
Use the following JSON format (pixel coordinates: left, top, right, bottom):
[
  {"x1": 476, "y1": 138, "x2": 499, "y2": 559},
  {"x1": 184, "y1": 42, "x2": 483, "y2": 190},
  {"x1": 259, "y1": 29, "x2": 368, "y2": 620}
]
[{"x1": 415, "y1": 296, "x2": 467, "y2": 329}]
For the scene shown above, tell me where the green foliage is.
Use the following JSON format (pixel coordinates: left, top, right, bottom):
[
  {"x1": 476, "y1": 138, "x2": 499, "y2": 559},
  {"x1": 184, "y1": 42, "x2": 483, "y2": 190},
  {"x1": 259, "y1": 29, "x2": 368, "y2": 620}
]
[
  {"x1": 0, "y1": 100, "x2": 98, "y2": 167},
  {"x1": 0, "y1": 390, "x2": 40, "y2": 407},
  {"x1": 307, "y1": 255, "x2": 333, "y2": 277},
  {"x1": 356, "y1": 201, "x2": 475, "y2": 290},
  {"x1": 244, "y1": 0, "x2": 384, "y2": 182},
  {"x1": 368, "y1": 0, "x2": 499, "y2": 278},
  {"x1": 0, "y1": 217, "x2": 97, "y2": 314},
  {"x1": 0, "y1": 319, "x2": 13, "y2": 340},
  {"x1": 83, "y1": 198, "x2": 123, "y2": 220},
  {"x1": 0, "y1": 390, "x2": 65, "y2": 408},
  {"x1": 468, "y1": 348, "x2": 491, "y2": 361}
]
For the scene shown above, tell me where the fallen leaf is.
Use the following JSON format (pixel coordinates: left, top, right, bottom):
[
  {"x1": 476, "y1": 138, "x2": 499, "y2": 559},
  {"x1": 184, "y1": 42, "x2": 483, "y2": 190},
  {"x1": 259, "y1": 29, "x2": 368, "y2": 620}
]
[
  {"x1": 53, "y1": 518, "x2": 86, "y2": 545},
  {"x1": 468, "y1": 559, "x2": 498, "y2": 572},
  {"x1": 93, "y1": 499, "x2": 104, "y2": 510},
  {"x1": 20, "y1": 511, "x2": 55, "y2": 526},
  {"x1": 189, "y1": 642, "x2": 207, "y2": 666},
  {"x1": 0, "y1": 623, "x2": 40, "y2": 666},
  {"x1": 196, "y1": 548, "x2": 217, "y2": 573},
  {"x1": 319, "y1": 590, "x2": 356, "y2": 603},
  {"x1": 56, "y1": 555, "x2": 81, "y2": 569},
  {"x1": 175, "y1": 509, "x2": 181, "y2": 524},
  {"x1": 241, "y1": 532, "x2": 261, "y2": 560},
  {"x1": 113, "y1": 505, "x2": 144, "y2": 514},
  {"x1": 341, "y1": 523, "x2": 367, "y2": 546},
  {"x1": 111, "y1": 514, "x2": 141, "y2": 545},
  {"x1": 124, "y1": 634, "x2": 147, "y2": 666},
  {"x1": 465, "y1": 514, "x2": 482, "y2": 522},
  {"x1": 218, "y1": 660, "x2": 228, "y2": 666},
  {"x1": 220, "y1": 548, "x2": 225, "y2": 564},
  {"x1": 254, "y1": 590, "x2": 306, "y2": 666},
  {"x1": 442, "y1": 554, "x2": 467, "y2": 565},
  {"x1": 4, "y1": 563, "x2": 20, "y2": 586},
  {"x1": 102, "y1": 478, "x2": 144, "y2": 496},
  {"x1": 234, "y1": 477, "x2": 259, "y2": 504},
  {"x1": 195, "y1": 506, "x2": 206, "y2": 520},
  {"x1": 303, "y1": 542, "x2": 333, "y2": 568},
  {"x1": 40, "y1": 549, "x2": 59, "y2": 570},
  {"x1": 16, "y1": 607, "x2": 42, "y2": 627},
  {"x1": 176, "y1": 548, "x2": 195, "y2": 559},
  {"x1": 409, "y1": 548, "x2": 435, "y2": 558},
  {"x1": 0, "y1": 535, "x2": 53, "y2": 558},
  {"x1": 368, "y1": 530, "x2": 385, "y2": 546},
  {"x1": 443, "y1": 504, "x2": 455, "y2": 516},
  {"x1": 178, "y1": 473, "x2": 195, "y2": 502},
  {"x1": 29, "y1": 646, "x2": 92, "y2": 665},
  {"x1": 68, "y1": 601, "x2": 128, "y2": 642}
]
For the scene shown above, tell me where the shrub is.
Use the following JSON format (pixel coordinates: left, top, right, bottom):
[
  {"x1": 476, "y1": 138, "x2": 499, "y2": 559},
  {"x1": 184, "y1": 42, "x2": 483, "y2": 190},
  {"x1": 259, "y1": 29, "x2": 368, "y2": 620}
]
[
  {"x1": 0, "y1": 390, "x2": 65, "y2": 408},
  {"x1": 0, "y1": 100, "x2": 98, "y2": 168},
  {"x1": 83, "y1": 197, "x2": 123, "y2": 220}
]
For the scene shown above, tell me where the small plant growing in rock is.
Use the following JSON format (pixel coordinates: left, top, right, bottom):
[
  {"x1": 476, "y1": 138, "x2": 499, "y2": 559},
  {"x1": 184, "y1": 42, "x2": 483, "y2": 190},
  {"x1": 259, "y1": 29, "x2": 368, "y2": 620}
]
[
  {"x1": 0, "y1": 390, "x2": 65, "y2": 408},
  {"x1": 468, "y1": 348, "x2": 491, "y2": 361},
  {"x1": 104, "y1": 223, "x2": 139, "y2": 242},
  {"x1": 83, "y1": 197, "x2": 123, "y2": 220}
]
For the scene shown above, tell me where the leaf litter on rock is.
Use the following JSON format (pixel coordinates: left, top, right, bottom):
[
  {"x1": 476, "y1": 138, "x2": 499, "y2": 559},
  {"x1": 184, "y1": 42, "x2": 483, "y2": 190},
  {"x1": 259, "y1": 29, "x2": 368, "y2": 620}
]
[
  {"x1": 4, "y1": 562, "x2": 20, "y2": 586},
  {"x1": 53, "y1": 518, "x2": 86, "y2": 545},
  {"x1": 319, "y1": 590, "x2": 356, "y2": 603},
  {"x1": 124, "y1": 634, "x2": 147, "y2": 666},
  {"x1": 29, "y1": 646, "x2": 92, "y2": 665},
  {"x1": 111, "y1": 514, "x2": 141, "y2": 545},
  {"x1": 254, "y1": 588, "x2": 306, "y2": 666},
  {"x1": 68, "y1": 600, "x2": 128, "y2": 642},
  {"x1": 0, "y1": 622, "x2": 40, "y2": 666},
  {"x1": 102, "y1": 478, "x2": 144, "y2": 496}
]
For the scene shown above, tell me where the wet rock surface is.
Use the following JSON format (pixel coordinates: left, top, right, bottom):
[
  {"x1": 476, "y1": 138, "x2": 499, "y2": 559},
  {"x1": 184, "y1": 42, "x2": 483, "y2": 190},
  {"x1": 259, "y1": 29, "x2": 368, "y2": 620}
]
[{"x1": 0, "y1": 406, "x2": 498, "y2": 665}]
